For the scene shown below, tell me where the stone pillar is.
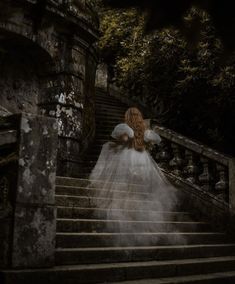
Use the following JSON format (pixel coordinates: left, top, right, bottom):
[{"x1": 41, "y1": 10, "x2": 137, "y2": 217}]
[
  {"x1": 39, "y1": 40, "x2": 97, "y2": 177},
  {"x1": 10, "y1": 113, "x2": 58, "y2": 268}
]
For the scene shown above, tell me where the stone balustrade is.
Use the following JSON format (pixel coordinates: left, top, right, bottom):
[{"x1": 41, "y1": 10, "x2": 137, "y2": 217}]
[{"x1": 146, "y1": 119, "x2": 235, "y2": 216}]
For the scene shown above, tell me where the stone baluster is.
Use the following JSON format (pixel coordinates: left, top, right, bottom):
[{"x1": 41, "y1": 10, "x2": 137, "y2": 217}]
[
  {"x1": 198, "y1": 157, "x2": 214, "y2": 191},
  {"x1": 155, "y1": 140, "x2": 171, "y2": 169},
  {"x1": 169, "y1": 143, "x2": 184, "y2": 176},
  {"x1": 215, "y1": 163, "x2": 229, "y2": 201},
  {"x1": 184, "y1": 150, "x2": 199, "y2": 184}
]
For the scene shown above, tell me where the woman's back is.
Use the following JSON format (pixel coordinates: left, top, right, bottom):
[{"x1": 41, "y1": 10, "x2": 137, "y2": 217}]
[{"x1": 124, "y1": 107, "x2": 146, "y2": 151}]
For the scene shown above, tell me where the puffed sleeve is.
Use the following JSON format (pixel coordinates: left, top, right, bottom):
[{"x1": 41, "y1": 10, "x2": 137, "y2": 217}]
[
  {"x1": 144, "y1": 129, "x2": 161, "y2": 145},
  {"x1": 111, "y1": 123, "x2": 134, "y2": 140}
]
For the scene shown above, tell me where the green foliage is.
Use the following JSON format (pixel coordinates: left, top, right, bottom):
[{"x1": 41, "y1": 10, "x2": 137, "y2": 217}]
[
  {"x1": 99, "y1": 8, "x2": 143, "y2": 63},
  {"x1": 98, "y1": 5, "x2": 235, "y2": 154}
]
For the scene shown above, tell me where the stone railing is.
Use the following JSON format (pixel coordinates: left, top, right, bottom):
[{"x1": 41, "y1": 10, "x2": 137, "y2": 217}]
[
  {"x1": 0, "y1": 113, "x2": 58, "y2": 269},
  {"x1": 147, "y1": 120, "x2": 235, "y2": 217}
]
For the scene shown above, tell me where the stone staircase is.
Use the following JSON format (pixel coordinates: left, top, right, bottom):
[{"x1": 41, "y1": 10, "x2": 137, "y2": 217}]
[
  {"x1": 2, "y1": 90, "x2": 235, "y2": 283},
  {"x1": 77, "y1": 90, "x2": 129, "y2": 178},
  {"x1": 54, "y1": 91, "x2": 235, "y2": 283}
]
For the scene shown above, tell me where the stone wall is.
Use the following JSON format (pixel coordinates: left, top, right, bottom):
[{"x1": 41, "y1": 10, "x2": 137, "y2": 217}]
[
  {"x1": 0, "y1": 113, "x2": 58, "y2": 268},
  {"x1": 0, "y1": 52, "x2": 39, "y2": 114},
  {"x1": 0, "y1": 0, "x2": 99, "y2": 176}
]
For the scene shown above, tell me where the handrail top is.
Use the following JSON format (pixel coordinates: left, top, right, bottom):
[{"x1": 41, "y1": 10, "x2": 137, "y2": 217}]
[{"x1": 146, "y1": 119, "x2": 232, "y2": 167}]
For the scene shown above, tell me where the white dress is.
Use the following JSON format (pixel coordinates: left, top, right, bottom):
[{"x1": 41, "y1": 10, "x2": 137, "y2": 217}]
[{"x1": 88, "y1": 123, "x2": 177, "y2": 214}]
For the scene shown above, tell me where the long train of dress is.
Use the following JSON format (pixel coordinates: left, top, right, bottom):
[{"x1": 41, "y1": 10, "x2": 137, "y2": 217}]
[{"x1": 89, "y1": 141, "x2": 178, "y2": 214}]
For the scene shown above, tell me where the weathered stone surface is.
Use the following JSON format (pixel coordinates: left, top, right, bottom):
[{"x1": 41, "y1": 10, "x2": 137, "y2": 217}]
[
  {"x1": 0, "y1": 0, "x2": 99, "y2": 176},
  {"x1": 0, "y1": 53, "x2": 40, "y2": 115},
  {"x1": 17, "y1": 114, "x2": 58, "y2": 205},
  {"x1": 0, "y1": 114, "x2": 58, "y2": 268},
  {"x1": 9, "y1": 114, "x2": 58, "y2": 268},
  {"x1": 12, "y1": 205, "x2": 56, "y2": 268}
]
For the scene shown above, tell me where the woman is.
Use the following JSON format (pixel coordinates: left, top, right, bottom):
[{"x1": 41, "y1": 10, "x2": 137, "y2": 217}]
[{"x1": 88, "y1": 107, "x2": 177, "y2": 215}]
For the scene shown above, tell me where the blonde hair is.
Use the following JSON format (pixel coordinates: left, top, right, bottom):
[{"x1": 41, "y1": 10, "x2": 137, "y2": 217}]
[{"x1": 125, "y1": 107, "x2": 146, "y2": 151}]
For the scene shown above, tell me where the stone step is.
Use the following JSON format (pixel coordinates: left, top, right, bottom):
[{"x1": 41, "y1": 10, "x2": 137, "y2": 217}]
[
  {"x1": 95, "y1": 128, "x2": 117, "y2": 135},
  {"x1": 90, "y1": 139, "x2": 109, "y2": 145},
  {"x1": 95, "y1": 134, "x2": 113, "y2": 140},
  {"x1": 3, "y1": 256, "x2": 235, "y2": 284},
  {"x1": 56, "y1": 206, "x2": 193, "y2": 222},
  {"x1": 95, "y1": 114, "x2": 124, "y2": 121},
  {"x1": 95, "y1": 113, "x2": 123, "y2": 119},
  {"x1": 95, "y1": 111, "x2": 125, "y2": 118},
  {"x1": 95, "y1": 126, "x2": 117, "y2": 133},
  {"x1": 95, "y1": 123, "x2": 122, "y2": 130},
  {"x1": 95, "y1": 107, "x2": 126, "y2": 114},
  {"x1": 76, "y1": 167, "x2": 94, "y2": 176},
  {"x1": 79, "y1": 172, "x2": 174, "y2": 182},
  {"x1": 82, "y1": 160, "x2": 124, "y2": 170},
  {"x1": 85, "y1": 146, "x2": 103, "y2": 154},
  {"x1": 83, "y1": 159, "x2": 133, "y2": 168},
  {"x1": 110, "y1": 271, "x2": 235, "y2": 284},
  {"x1": 95, "y1": 98, "x2": 126, "y2": 106},
  {"x1": 84, "y1": 149, "x2": 106, "y2": 158},
  {"x1": 95, "y1": 93, "x2": 125, "y2": 100},
  {"x1": 56, "y1": 177, "x2": 150, "y2": 191},
  {"x1": 56, "y1": 185, "x2": 153, "y2": 200},
  {"x1": 94, "y1": 134, "x2": 118, "y2": 141},
  {"x1": 55, "y1": 194, "x2": 177, "y2": 211},
  {"x1": 74, "y1": 173, "x2": 91, "y2": 179},
  {"x1": 94, "y1": 130, "x2": 120, "y2": 137},
  {"x1": 56, "y1": 232, "x2": 227, "y2": 248},
  {"x1": 95, "y1": 126, "x2": 119, "y2": 131},
  {"x1": 55, "y1": 244, "x2": 235, "y2": 265},
  {"x1": 95, "y1": 104, "x2": 125, "y2": 108},
  {"x1": 95, "y1": 98, "x2": 127, "y2": 107},
  {"x1": 95, "y1": 103, "x2": 127, "y2": 111},
  {"x1": 85, "y1": 148, "x2": 103, "y2": 156},
  {"x1": 56, "y1": 218, "x2": 209, "y2": 233},
  {"x1": 95, "y1": 94, "x2": 127, "y2": 102},
  {"x1": 76, "y1": 160, "x2": 98, "y2": 169},
  {"x1": 87, "y1": 143, "x2": 110, "y2": 151},
  {"x1": 96, "y1": 119, "x2": 124, "y2": 126},
  {"x1": 56, "y1": 181, "x2": 152, "y2": 194},
  {"x1": 96, "y1": 117, "x2": 124, "y2": 123},
  {"x1": 78, "y1": 174, "x2": 141, "y2": 180}
]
